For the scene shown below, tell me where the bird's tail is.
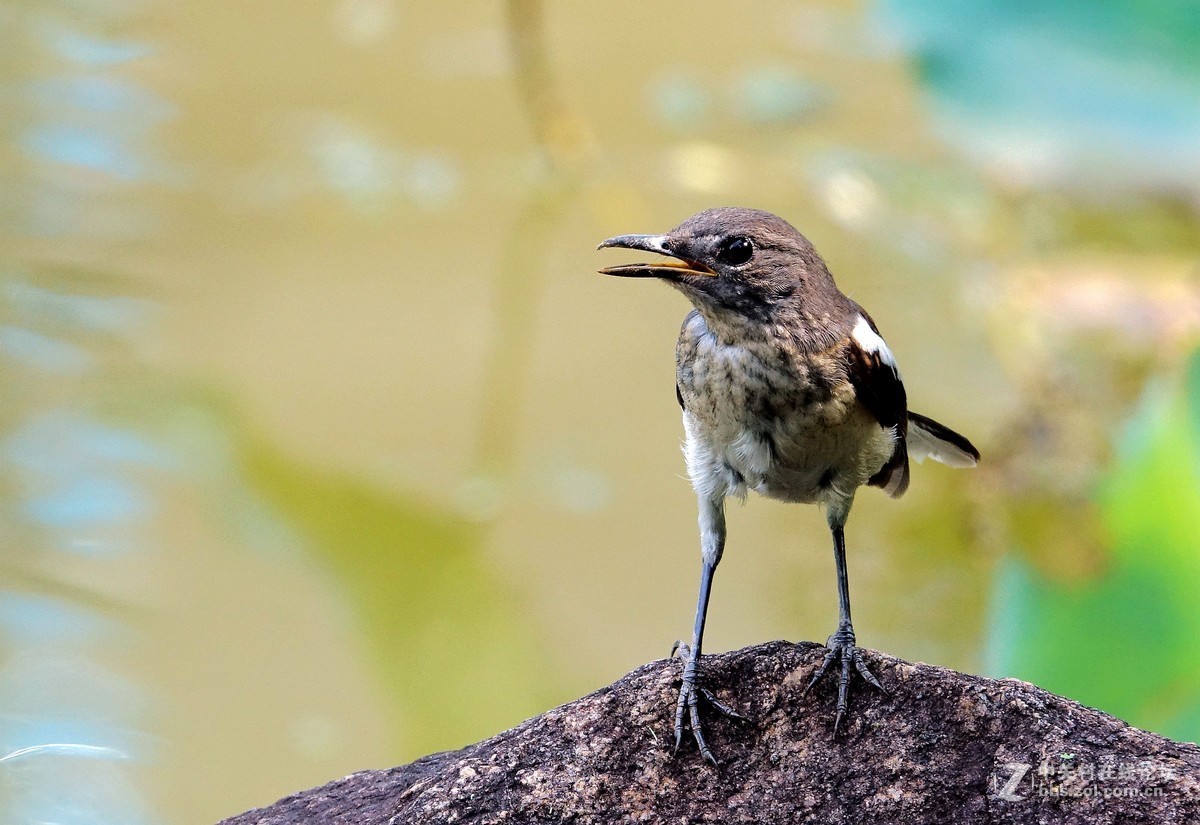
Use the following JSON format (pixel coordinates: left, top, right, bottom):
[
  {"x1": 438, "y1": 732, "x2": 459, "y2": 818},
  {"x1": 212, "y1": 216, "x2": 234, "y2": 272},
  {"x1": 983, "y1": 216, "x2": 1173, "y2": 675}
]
[{"x1": 906, "y1": 412, "x2": 980, "y2": 468}]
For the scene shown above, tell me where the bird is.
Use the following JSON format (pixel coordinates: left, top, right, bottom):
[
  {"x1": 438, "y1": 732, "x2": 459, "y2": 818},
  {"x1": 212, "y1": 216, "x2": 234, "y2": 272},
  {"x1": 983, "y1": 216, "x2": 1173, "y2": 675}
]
[{"x1": 596, "y1": 207, "x2": 980, "y2": 765}]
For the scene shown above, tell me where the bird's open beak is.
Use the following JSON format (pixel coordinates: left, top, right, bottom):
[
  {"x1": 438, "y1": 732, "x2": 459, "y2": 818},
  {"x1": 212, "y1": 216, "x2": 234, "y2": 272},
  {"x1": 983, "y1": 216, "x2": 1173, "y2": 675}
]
[{"x1": 596, "y1": 234, "x2": 717, "y2": 278}]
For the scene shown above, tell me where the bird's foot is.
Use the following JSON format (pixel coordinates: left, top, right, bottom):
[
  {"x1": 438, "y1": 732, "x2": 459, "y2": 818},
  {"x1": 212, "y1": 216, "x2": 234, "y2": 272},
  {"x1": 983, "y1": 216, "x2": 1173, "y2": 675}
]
[
  {"x1": 802, "y1": 625, "x2": 885, "y2": 736},
  {"x1": 670, "y1": 642, "x2": 746, "y2": 766}
]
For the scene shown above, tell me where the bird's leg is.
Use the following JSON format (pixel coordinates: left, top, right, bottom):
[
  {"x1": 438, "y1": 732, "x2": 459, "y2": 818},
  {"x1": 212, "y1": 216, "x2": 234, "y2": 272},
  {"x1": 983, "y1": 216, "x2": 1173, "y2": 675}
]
[
  {"x1": 804, "y1": 509, "x2": 885, "y2": 735},
  {"x1": 673, "y1": 496, "x2": 742, "y2": 765}
]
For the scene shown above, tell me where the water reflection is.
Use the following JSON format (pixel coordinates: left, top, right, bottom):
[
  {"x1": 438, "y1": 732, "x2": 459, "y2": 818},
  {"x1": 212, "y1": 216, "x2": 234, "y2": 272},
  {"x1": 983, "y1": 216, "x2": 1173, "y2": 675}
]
[
  {"x1": 1, "y1": 406, "x2": 161, "y2": 820},
  {"x1": 236, "y1": 112, "x2": 462, "y2": 214},
  {"x1": 2, "y1": 4, "x2": 164, "y2": 823}
]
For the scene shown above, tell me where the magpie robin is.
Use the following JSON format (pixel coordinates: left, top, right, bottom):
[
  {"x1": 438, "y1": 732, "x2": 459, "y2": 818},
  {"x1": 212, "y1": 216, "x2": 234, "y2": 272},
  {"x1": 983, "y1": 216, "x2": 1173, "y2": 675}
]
[{"x1": 597, "y1": 207, "x2": 980, "y2": 765}]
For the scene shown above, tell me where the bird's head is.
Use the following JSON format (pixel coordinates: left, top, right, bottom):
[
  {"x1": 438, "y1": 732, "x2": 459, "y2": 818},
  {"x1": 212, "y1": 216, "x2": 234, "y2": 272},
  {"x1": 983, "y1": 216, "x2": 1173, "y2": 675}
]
[{"x1": 597, "y1": 207, "x2": 839, "y2": 323}]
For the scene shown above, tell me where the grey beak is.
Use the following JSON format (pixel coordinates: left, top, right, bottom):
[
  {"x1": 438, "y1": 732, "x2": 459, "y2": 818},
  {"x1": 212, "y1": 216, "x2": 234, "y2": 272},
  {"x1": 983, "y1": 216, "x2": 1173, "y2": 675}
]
[
  {"x1": 596, "y1": 233, "x2": 717, "y2": 278},
  {"x1": 596, "y1": 234, "x2": 672, "y2": 254}
]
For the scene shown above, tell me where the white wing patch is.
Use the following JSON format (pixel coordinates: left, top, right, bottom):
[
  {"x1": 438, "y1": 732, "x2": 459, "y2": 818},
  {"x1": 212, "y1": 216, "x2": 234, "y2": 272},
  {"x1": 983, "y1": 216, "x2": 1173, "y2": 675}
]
[{"x1": 852, "y1": 315, "x2": 900, "y2": 375}]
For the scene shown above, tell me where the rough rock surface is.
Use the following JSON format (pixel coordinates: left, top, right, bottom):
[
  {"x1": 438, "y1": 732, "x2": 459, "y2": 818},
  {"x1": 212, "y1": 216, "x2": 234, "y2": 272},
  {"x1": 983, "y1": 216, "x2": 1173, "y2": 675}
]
[{"x1": 221, "y1": 641, "x2": 1200, "y2": 824}]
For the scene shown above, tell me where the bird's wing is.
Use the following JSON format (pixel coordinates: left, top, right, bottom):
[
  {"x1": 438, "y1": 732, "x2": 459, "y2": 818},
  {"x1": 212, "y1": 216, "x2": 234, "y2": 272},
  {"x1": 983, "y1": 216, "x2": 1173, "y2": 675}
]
[{"x1": 846, "y1": 311, "x2": 910, "y2": 498}]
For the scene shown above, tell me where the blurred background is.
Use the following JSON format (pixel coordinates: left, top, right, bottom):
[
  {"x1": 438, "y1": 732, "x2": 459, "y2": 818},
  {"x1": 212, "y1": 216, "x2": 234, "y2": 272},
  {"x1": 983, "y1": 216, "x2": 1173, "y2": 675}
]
[{"x1": 2, "y1": 0, "x2": 1199, "y2": 821}]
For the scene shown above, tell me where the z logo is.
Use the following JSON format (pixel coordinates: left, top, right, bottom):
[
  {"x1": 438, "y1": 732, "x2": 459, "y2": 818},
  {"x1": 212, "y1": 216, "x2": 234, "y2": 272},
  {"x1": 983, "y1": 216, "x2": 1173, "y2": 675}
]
[{"x1": 992, "y1": 761, "x2": 1031, "y2": 801}]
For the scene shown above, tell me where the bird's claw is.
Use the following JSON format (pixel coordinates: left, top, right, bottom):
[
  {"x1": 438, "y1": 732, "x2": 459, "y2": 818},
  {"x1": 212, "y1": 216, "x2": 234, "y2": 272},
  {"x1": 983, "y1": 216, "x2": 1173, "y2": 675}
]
[
  {"x1": 699, "y1": 686, "x2": 747, "y2": 721},
  {"x1": 671, "y1": 648, "x2": 744, "y2": 766},
  {"x1": 802, "y1": 626, "x2": 885, "y2": 736}
]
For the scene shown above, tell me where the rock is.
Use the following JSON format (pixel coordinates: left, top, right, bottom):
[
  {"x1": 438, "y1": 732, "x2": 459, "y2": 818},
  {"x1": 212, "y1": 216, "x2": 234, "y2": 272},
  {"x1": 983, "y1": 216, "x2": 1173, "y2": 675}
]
[{"x1": 220, "y1": 641, "x2": 1200, "y2": 824}]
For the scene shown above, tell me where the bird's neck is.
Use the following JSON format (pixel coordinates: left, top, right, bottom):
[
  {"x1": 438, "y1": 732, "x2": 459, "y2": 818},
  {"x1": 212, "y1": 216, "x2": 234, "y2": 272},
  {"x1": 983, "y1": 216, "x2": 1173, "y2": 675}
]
[{"x1": 690, "y1": 299, "x2": 849, "y2": 354}]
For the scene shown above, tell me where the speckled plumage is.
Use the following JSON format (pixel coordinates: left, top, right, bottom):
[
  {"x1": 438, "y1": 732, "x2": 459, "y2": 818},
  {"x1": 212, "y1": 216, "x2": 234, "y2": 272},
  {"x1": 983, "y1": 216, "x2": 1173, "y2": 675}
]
[{"x1": 676, "y1": 306, "x2": 897, "y2": 514}]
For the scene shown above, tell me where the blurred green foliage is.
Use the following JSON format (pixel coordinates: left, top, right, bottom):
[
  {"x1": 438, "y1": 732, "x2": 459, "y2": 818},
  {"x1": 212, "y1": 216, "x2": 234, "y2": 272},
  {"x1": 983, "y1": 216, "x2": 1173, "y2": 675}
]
[
  {"x1": 238, "y1": 426, "x2": 560, "y2": 758},
  {"x1": 987, "y1": 349, "x2": 1200, "y2": 741}
]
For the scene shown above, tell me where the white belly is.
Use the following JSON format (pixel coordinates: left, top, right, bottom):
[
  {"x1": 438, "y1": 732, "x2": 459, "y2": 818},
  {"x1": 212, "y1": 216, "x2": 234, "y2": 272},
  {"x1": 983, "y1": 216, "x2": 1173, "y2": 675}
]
[{"x1": 683, "y1": 405, "x2": 896, "y2": 506}]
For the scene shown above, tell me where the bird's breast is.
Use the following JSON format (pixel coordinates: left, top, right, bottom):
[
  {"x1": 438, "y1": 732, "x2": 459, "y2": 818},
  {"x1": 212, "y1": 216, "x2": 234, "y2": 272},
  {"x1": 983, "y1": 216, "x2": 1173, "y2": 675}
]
[{"x1": 678, "y1": 329, "x2": 895, "y2": 504}]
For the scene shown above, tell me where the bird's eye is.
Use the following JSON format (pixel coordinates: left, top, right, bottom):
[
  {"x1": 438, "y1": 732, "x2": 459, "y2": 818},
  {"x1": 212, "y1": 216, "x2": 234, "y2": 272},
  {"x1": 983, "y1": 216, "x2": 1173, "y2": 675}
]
[{"x1": 716, "y1": 236, "x2": 753, "y2": 266}]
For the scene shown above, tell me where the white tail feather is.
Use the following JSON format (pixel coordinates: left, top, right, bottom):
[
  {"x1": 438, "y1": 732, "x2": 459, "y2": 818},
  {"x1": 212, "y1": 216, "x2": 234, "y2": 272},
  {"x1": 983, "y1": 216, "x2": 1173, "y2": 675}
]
[{"x1": 908, "y1": 418, "x2": 978, "y2": 468}]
